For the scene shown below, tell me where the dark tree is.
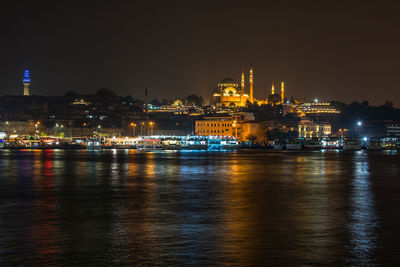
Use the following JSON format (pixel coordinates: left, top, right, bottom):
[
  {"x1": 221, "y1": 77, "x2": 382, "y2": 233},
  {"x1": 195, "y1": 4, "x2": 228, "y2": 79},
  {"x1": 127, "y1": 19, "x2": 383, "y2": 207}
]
[
  {"x1": 185, "y1": 94, "x2": 204, "y2": 106},
  {"x1": 150, "y1": 98, "x2": 162, "y2": 106}
]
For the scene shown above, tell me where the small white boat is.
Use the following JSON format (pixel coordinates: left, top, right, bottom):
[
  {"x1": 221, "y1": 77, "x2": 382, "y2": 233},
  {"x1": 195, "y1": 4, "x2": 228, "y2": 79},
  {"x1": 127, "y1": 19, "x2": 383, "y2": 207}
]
[
  {"x1": 321, "y1": 139, "x2": 341, "y2": 149},
  {"x1": 208, "y1": 138, "x2": 238, "y2": 151},
  {"x1": 86, "y1": 140, "x2": 101, "y2": 150}
]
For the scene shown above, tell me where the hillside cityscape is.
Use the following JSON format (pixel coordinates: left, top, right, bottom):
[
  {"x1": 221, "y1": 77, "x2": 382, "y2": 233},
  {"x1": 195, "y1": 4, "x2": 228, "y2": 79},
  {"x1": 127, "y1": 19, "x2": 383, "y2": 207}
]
[{"x1": 1, "y1": 66, "x2": 399, "y2": 149}]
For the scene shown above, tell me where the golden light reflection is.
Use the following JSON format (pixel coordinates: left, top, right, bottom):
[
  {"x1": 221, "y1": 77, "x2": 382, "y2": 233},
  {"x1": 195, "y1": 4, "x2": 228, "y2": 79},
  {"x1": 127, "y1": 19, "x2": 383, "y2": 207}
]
[
  {"x1": 108, "y1": 151, "x2": 158, "y2": 263},
  {"x1": 220, "y1": 152, "x2": 347, "y2": 264},
  {"x1": 220, "y1": 156, "x2": 257, "y2": 264}
]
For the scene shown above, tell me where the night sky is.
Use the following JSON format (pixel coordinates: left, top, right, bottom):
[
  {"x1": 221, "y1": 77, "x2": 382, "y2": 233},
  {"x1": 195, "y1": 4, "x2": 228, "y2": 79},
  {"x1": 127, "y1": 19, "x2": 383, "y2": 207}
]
[{"x1": 1, "y1": 0, "x2": 399, "y2": 105}]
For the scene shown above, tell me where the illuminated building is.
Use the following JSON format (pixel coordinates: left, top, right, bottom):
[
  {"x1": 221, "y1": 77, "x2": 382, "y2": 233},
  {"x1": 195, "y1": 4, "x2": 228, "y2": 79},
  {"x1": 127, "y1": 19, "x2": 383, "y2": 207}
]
[
  {"x1": 298, "y1": 119, "x2": 331, "y2": 139},
  {"x1": 249, "y1": 65, "x2": 254, "y2": 103},
  {"x1": 195, "y1": 116, "x2": 242, "y2": 139},
  {"x1": 72, "y1": 98, "x2": 91, "y2": 106},
  {"x1": 271, "y1": 81, "x2": 275, "y2": 95},
  {"x1": 267, "y1": 81, "x2": 282, "y2": 106},
  {"x1": 212, "y1": 78, "x2": 249, "y2": 107},
  {"x1": 22, "y1": 69, "x2": 31, "y2": 96},
  {"x1": 173, "y1": 99, "x2": 182, "y2": 106},
  {"x1": 0, "y1": 120, "x2": 37, "y2": 137},
  {"x1": 212, "y1": 65, "x2": 288, "y2": 107},
  {"x1": 241, "y1": 72, "x2": 245, "y2": 90},
  {"x1": 297, "y1": 102, "x2": 340, "y2": 117}
]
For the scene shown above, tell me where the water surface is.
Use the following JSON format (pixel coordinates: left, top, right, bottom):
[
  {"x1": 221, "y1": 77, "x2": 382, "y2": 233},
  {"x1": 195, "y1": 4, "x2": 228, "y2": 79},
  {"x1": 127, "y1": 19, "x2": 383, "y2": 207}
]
[{"x1": 0, "y1": 149, "x2": 399, "y2": 265}]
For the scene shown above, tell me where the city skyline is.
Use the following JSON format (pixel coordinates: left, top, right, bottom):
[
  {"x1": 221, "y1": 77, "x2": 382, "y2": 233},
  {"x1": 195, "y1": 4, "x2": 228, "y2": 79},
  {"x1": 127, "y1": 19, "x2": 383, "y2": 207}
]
[{"x1": 1, "y1": 1, "x2": 400, "y2": 105}]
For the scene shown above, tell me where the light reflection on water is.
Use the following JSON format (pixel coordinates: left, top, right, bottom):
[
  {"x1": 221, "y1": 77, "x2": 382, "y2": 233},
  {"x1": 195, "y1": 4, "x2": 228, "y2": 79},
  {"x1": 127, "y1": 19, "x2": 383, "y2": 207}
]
[
  {"x1": 348, "y1": 151, "x2": 379, "y2": 265},
  {"x1": 0, "y1": 149, "x2": 399, "y2": 265}
]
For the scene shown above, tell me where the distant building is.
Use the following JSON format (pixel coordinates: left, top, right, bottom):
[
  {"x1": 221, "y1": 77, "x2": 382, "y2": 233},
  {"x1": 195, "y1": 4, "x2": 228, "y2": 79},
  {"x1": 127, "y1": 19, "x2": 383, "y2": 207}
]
[
  {"x1": 386, "y1": 123, "x2": 400, "y2": 137},
  {"x1": 364, "y1": 121, "x2": 400, "y2": 138},
  {"x1": 22, "y1": 69, "x2": 31, "y2": 96},
  {"x1": 212, "y1": 65, "x2": 286, "y2": 107},
  {"x1": 72, "y1": 98, "x2": 91, "y2": 106},
  {"x1": 212, "y1": 78, "x2": 250, "y2": 107},
  {"x1": 297, "y1": 102, "x2": 340, "y2": 117},
  {"x1": 298, "y1": 119, "x2": 331, "y2": 139}
]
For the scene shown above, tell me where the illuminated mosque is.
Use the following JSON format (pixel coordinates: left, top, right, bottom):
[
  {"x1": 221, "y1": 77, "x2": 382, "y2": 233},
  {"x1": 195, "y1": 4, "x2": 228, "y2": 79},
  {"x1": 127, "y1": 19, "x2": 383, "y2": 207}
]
[{"x1": 212, "y1": 65, "x2": 285, "y2": 107}]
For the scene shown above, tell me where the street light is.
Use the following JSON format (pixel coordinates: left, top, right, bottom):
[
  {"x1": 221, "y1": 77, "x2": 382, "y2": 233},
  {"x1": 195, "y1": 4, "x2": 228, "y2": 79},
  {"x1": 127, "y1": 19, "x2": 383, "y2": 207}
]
[
  {"x1": 232, "y1": 120, "x2": 237, "y2": 140},
  {"x1": 34, "y1": 123, "x2": 39, "y2": 138},
  {"x1": 130, "y1": 122, "x2": 137, "y2": 137},
  {"x1": 140, "y1": 122, "x2": 145, "y2": 136},
  {"x1": 149, "y1": 121, "x2": 154, "y2": 136},
  {"x1": 356, "y1": 121, "x2": 363, "y2": 137}
]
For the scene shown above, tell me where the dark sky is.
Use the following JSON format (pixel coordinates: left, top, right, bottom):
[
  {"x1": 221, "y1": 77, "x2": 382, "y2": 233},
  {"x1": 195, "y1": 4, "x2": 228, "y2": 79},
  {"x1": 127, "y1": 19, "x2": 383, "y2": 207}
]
[{"x1": 1, "y1": 0, "x2": 400, "y2": 105}]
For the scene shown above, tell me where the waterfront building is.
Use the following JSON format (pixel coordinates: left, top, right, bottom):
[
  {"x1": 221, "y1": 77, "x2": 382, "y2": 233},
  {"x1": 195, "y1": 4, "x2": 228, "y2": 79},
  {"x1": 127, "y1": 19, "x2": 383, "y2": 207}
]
[
  {"x1": 364, "y1": 121, "x2": 400, "y2": 138},
  {"x1": 22, "y1": 69, "x2": 31, "y2": 96},
  {"x1": 95, "y1": 127, "x2": 124, "y2": 138},
  {"x1": 386, "y1": 123, "x2": 400, "y2": 137},
  {"x1": 195, "y1": 116, "x2": 242, "y2": 139},
  {"x1": 298, "y1": 119, "x2": 331, "y2": 139},
  {"x1": 0, "y1": 120, "x2": 38, "y2": 137}
]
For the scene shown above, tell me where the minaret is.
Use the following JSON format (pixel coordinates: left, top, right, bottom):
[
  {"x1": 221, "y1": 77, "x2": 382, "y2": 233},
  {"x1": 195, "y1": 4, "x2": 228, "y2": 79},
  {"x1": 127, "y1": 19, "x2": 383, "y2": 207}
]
[
  {"x1": 22, "y1": 69, "x2": 31, "y2": 96},
  {"x1": 249, "y1": 65, "x2": 254, "y2": 102},
  {"x1": 281, "y1": 81, "x2": 285, "y2": 104},
  {"x1": 241, "y1": 72, "x2": 245, "y2": 91},
  {"x1": 271, "y1": 81, "x2": 275, "y2": 95}
]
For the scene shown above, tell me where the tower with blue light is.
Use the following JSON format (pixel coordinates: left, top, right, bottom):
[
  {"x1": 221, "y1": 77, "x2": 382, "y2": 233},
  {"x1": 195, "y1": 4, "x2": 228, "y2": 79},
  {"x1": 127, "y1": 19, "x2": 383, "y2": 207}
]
[{"x1": 22, "y1": 69, "x2": 31, "y2": 96}]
